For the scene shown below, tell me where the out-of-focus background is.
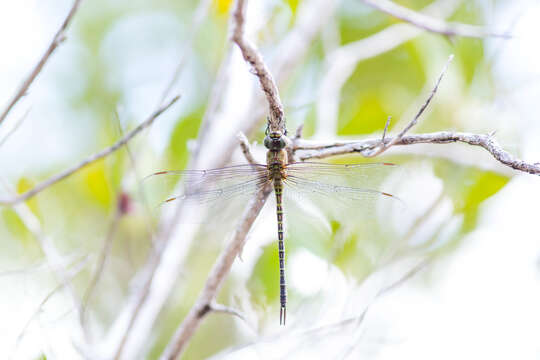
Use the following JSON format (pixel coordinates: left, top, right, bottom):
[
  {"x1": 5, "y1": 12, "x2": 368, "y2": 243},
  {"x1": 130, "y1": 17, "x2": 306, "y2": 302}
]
[{"x1": 1, "y1": 0, "x2": 539, "y2": 359}]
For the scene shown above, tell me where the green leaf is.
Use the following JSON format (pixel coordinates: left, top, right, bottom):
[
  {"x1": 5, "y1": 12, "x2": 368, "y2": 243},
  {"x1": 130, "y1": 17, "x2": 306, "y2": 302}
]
[
  {"x1": 338, "y1": 42, "x2": 425, "y2": 136},
  {"x1": 434, "y1": 160, "x2": 510, "y2": 232},
  {"x1": 83, "y1": 160, "x2": 113, "y2": 209},
  {"x1": 248, "y1": 243, "x2": 280, "y2": 304},
  {"x1": 166, "y1": 109, "x2": 204, "y2": 169}
]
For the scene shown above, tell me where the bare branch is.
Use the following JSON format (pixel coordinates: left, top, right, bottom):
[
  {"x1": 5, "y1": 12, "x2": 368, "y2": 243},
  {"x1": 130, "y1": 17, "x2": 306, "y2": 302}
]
[
  {"x1": 159, "y1": 184, "x2": 272, "y2": 360},
  {"x1": 0, "y1": 108, "x2": 30, "y2": 148},
  {"x1": 365, "y1": 54, "x2": 453, "y2": 157},
  {"x1": 381, "y1": 116, "x2": 391, "y2": 143},
  {"x1": 105, "y1": 4, "x2": 337, "y2": 352},
  {"x1": 361, "y1": 0, "x2": 511, "y2": 39},
  {"x1": 0, "y1": 0, "x2": 84, "y2": 127},
  {"x1": 231, "y1": 0, "x2": 284, "y2": 133},
  {"x1": 0, "y1": 96, "x2": 179, "y2": 206},
  {"x1": 296, "y1": 131, "x2": 540, "y2": 176}
]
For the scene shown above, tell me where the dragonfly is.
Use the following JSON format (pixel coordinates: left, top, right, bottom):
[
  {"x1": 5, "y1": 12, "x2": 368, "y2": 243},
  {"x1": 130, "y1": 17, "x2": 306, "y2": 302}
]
[{"x1": 145, "y1": 129, "x2": 400, "y2": 325}]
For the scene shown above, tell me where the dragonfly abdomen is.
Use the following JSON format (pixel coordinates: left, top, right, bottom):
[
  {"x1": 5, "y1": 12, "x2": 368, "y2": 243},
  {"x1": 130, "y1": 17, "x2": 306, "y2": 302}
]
[{"x1": 273, "y1": 177, "x2": 287, "y2": 325}]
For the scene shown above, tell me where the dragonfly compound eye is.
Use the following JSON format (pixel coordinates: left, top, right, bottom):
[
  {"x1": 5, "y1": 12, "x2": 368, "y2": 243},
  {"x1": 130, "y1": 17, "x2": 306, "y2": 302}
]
[{"x1": 264, "y1": 136, "x2": 272, "y2": 149}]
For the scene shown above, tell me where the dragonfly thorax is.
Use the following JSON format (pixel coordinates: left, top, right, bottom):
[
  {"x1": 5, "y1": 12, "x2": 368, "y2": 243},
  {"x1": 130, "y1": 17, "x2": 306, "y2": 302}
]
[{"x1": 264, "y1": 131, "x2": 286, "y2": 151}]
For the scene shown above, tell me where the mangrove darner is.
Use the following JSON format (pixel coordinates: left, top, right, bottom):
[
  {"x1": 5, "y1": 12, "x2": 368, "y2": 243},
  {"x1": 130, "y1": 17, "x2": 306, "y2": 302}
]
[{"x1": 146, "y1": 130, "x2": 400, "y2": 325}]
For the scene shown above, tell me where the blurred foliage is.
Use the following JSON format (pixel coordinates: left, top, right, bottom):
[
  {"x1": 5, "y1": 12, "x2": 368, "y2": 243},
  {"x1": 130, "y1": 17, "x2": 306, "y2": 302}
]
[
  {"x1": 249, "y1": 243, "x2": 281, "y2": 305},
  {"x1": 433, "y1": 160, "x2": 509, "y2": 252},
  {"x1": 167, "y1": 109, "x2": 204, "y2": 169}
]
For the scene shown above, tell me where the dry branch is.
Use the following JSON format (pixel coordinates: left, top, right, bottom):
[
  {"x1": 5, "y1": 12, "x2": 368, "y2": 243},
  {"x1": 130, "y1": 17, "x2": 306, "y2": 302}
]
[
  {"x1": 0, "y1": 96, "x2": 179, "y2": 206},
  {"x1": 0, "y1": 0, "x2": 84, "y2": 127},
  {"x1": 295, "y1": 131, "x2": 540, "y2": 176},
  {"x1": 106, "y1": 5, "x2": 337, "y2": 352},
  {"x1": 361, "y1": 0, "x2": 511, "y2": 39},
  {"x1": 231, "y1": 0, "x2": 284, "y2": 133}
]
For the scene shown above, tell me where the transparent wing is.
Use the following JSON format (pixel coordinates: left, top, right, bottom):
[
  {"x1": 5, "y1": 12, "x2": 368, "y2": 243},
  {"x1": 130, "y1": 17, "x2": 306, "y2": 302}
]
[
  {"x1": 142, "y1": 164, "x2": 270, "y2": 222},
  {"x1": 280, "y1": 162, "x2": 403, "y2": 234},
  {"x1": 284, "y1": 162, "x2": 398, "y2": 190}
]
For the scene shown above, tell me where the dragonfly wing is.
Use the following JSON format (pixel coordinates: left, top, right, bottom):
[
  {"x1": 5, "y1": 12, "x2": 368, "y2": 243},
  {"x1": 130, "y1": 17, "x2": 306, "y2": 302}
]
[
  {"x1": 284, "y1": 162, "x2": 398, "y2": 190},
  {"x1": 142, "y1": 164, "x2": 270, "y2": 223},
  {"x1": 283, "y1": 175, "x2": 400, "y2": 215},
  {"x1": 281, "y1": 162, "x2": 403, "y2": 231}
]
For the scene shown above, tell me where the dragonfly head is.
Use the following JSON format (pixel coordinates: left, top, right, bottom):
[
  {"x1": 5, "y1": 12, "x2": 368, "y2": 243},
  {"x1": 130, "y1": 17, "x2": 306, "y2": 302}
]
[{"x1": 264, "y1": 131, "x2": 286, "y2": 151}]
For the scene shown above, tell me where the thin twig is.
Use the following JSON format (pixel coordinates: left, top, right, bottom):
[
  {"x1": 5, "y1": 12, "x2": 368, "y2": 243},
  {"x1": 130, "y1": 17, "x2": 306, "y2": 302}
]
[
  {"x1": 209, "y1": 302, "x2": 249, "y2": 324},
  {"x1": 0, "y1": 96, "x2": 179, "y2": 206},
  {"x1": 381, "y1": 116, "x2": 391, "y2": 143},
  {"x1": 231, "y1": 0, "x2": 284, "y2": 133},
  {"x1": 294, "y1": 124, "x2": 304, "y2": 140},
  {"x1": 364, "y1": 54, "x2": 453, "y2": 157},
  {"x1": 237, "y1": 132, "x2": 258, "y2": 165},
  {"x1": 295, "y1": 131, "x2": 540, "y2": 176},
  {"x1": 159, "y1": 184, "x2": 272, "y2": 360},
  {"x1": 361, "y1": 0, "x2": 511, "y2": 39},
  {"x1": 0, "y1": 0, "x2": 84, "y2": 127},
  {"x1": 0, "y1": 108, "x2": 30, "y2": 148}
]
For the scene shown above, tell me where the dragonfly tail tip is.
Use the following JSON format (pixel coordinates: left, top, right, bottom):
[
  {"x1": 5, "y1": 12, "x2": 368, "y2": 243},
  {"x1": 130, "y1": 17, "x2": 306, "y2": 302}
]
[{"x1": 280, "y1": 306, "x2": 286, "y2": 326}]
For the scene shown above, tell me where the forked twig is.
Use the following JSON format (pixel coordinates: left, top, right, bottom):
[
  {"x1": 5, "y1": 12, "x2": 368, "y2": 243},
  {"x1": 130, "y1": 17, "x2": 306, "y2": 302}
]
[
  {"x1": 0, "y1": 0, "x2": 84, "y2": 127},
  {"x1": 364, "y1": 54, "x2": 453, "y2": 157},
  {"x1": 0, "y1": 96, "x2": 179, "y2": 206}
]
